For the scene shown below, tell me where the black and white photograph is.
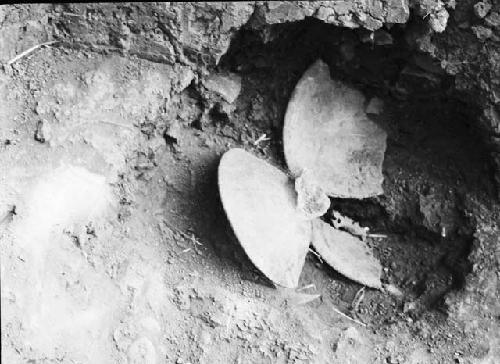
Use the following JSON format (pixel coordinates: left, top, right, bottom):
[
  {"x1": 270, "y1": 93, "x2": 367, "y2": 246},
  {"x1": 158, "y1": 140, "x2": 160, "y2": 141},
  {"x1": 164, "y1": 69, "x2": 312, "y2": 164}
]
[{"x1": 1, "y1": 2, "x2": 499, "y2": 363}]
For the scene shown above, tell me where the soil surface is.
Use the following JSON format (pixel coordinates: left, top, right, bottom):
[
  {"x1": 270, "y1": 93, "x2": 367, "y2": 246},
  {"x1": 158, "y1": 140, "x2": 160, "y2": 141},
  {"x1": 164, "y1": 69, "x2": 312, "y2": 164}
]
[{"x1": 1, "y1": 3, "x2": 500, "y2": 364}]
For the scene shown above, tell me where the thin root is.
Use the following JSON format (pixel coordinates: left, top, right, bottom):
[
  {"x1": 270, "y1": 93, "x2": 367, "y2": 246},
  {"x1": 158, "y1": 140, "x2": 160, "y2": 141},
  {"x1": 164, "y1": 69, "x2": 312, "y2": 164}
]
[
  {"x1": 297, "y1": 283, "x2": 316, "y2": 292},
  {"x1": 351, "y1": 287, "x2": 366, "y2": 312},
  {"x1": 308, "y1": 248, "x2": 324, "y2": 264},
  {"x1": 164, "y1": 221, "x2": 203, "y2": 247},
  {"x1": 7, "y1": 41, "x2": 59, "y2": 66},
  {"x1": 331, "y1": 305, "x2": 367, "y2": 327},
  {"x1": 253, "y1": 133, "x2": 270, "y2": 146},
  {"x1": 367, "y1": 233, "x2": 387, "y2": 239}
]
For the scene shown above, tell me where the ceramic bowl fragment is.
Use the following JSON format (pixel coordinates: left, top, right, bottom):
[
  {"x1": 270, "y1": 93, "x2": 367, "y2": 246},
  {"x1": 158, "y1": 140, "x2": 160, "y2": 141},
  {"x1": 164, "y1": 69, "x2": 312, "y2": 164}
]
[
  {"x1": 311, "y1": 219, "x2": 382, "y2": 289},
  {"x1": 218, "y1": 148, "x2": 311, "y2": 288},
  {"x1": 283, "y1": 59, "x2": 387, "y2": 199},
  {"x1": 295, "y1": 169, "x2": 330, "y2": 219}
]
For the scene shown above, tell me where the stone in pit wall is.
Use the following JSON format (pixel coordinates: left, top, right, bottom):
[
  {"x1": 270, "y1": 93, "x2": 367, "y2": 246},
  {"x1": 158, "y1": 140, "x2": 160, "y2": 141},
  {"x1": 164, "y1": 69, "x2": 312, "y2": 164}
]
[{"x1": 250, "y1": 0, "x2": 410, "y2": 31}]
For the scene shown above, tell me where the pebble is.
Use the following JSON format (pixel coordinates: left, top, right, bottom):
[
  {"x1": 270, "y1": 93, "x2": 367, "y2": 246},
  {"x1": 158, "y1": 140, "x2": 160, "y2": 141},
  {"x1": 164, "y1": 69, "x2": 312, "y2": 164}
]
[
  {"x1": 485, "y1": 12, "x2": 500, "y2": 27},
  {"x1": 34, "y1": 119, "x2": 51, "y2": 143},
  {"x1": 203, "y1": 72, "x2": 242, "y2": 104},
  {"x1": 428, "y1": 8, "x2": 449, "y2": 33},
  {"x1": 473, "y1": 1, "x2": 492, "y2": 19},
  {"x1": 471, "y1": 25, "x2": 493, "y2": 41},
  {"x1": 366, "y1": 97, "x2": 384, "y2": 115}
]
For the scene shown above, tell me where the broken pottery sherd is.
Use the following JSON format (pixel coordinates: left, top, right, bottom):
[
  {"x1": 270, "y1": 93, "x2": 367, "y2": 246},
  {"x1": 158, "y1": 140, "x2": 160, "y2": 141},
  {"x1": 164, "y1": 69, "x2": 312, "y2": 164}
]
[
  {"x1": 295, "y1": 169, "x2": 330, "y2": 219},
  {"x1": 311, "y1": 219, "x2": 382, "y2": 289},
  {"x1": 283, "y1": 59, "x2": 387, "y2": 199},
  {"x1": 218, "y1": 148, "x2": 311, "y2": 288}
]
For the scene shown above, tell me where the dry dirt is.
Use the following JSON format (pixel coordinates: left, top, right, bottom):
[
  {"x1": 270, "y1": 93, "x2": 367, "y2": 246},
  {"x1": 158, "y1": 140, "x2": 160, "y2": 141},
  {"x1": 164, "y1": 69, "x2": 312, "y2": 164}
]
[{"x1": 1, "y1": 2, "x2": 500, "y2": 364}]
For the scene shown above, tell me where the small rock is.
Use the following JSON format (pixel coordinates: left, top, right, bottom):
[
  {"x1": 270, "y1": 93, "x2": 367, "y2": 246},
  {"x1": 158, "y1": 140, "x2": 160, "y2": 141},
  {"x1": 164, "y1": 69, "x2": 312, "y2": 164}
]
[
  {"x1": 204, "y1": 72, "x2": 242, "y2": 104},
  {"x1": 386, "y1": 355, "x2": 398, "y2": 364},
  {"x1": 34, "y1": 120, "x2": 51, "y2": 143},
  {"x1": 428, "y1": 8, "x2": 449, "y2": 33},
  {"x1": 384, "y1": 284, "x2": 404, "y2": 297},
  {"x1": 164, "y1": 120, "x2": 182, "y2": 145},
  {"x1": 330, "y1": 210, "x2": 369, "y2": 240},
  {"x1": 366, "y1": 97, "x2": 384, "y2": 115},
  {"x1": 471, "y1": 25, "x2": 493, "y2": 41},
  {"x1": 403, "y1": 301, "x2": 417, "y2": 313},
  {"x1": 473, "y1": 1, "x2": 491, "y2": 19},
  {"x1": 485, "y1": 12, "x2": 500, "y2": 27}
]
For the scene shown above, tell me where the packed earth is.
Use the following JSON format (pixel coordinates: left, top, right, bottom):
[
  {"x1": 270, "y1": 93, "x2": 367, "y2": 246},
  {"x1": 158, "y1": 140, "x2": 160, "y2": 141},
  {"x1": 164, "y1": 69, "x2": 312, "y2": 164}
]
[{"x1": 1, "y1": 2, "x2": 499, "y2": 364}]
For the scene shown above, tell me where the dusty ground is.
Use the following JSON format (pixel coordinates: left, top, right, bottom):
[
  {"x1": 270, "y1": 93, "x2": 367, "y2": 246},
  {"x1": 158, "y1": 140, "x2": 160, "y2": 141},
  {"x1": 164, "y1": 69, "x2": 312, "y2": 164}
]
[{"x1": 1, "y1": 2, "x2": 500, "y2": 364}]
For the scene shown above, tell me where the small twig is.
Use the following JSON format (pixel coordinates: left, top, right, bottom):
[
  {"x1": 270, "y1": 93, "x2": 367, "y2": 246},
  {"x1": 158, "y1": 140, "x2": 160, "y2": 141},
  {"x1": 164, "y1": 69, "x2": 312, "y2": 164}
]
[
  {"x1": 185, "y1": 230, "x2": 203, "y2": 246},
  {"x1": 62, "y1": 12, "x2": 84, "y2": 17},
  {"x1": 331, "y1": 305, "x2": 367, "y2": 327},
  {"x1": 366, "y1": 233, "x2": 387, "y2": 239},
  {"x1": 179, "y1": 248, "x2": 192, "y2": 254},
  {"x1": 163, "y1": 221, "x2": 203, "y2": 247},
  {"x1": 253, "y1": 133, "x2": 270, "y2": 146},
  {"x1": 7, "y1": 41, "x2": 59, "y2": 65},
  {"x1": 351, "y1": 287, "x2": 366, "y2": 312},
  {"x1": 297, "y1": 283, "x2": 316, "y2": 292},
  {"x1": 329, "y1": 210, "x2": 369, "y2": 241},
  {"x1": 308, "y1": 248, "x2": 324, "y2": 264}
]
